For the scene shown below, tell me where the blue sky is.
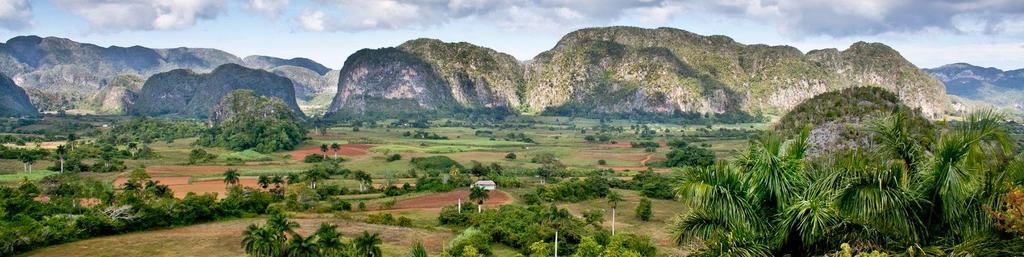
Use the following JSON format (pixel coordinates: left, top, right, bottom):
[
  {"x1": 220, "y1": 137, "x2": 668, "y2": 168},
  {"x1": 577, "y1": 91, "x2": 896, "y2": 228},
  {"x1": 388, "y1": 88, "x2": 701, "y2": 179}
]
[{"x1": 1, "y1": 0, "x2": 1022, "y2": 70}]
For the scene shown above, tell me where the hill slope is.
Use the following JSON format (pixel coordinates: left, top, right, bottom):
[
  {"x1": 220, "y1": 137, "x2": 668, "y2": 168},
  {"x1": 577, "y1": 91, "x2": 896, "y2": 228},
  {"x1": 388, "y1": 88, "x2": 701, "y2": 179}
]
[
  {"x1": 132, "y1": 64, "x2": 303, "y2": 119},
  {"x1": 0, "y1": 73, "x2": 39, "y2": 117},
  {"x1": 525, "y1": 26, "x2": 949, "y2": 118},
  {"x1": 326, "y1": 39, "x2": 524, "y2": 117}
]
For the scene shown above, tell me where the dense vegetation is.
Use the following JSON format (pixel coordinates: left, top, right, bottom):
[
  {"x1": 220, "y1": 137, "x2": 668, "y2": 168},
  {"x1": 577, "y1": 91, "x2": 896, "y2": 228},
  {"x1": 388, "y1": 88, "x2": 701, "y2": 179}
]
[
  {"x1": 197, "y1": 90, "x2": 307, "y2": 153},
  {"x1": 673, "y1": 111, "x2": 1024, "y2": 256}
]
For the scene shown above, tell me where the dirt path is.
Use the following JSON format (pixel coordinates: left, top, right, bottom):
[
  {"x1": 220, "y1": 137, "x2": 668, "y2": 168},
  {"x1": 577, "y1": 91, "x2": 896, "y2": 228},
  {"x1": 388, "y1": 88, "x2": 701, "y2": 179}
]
[
  {"x1": 387, "y1": 188, "x2": 512, "y2": 210},
  {"x1": 640, "y1": 154, "x2": 654, "y2": 166}
]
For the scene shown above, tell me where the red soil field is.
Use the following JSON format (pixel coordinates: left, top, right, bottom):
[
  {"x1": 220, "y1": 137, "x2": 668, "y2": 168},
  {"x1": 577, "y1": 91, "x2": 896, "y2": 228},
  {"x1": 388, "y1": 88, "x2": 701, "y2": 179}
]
[
  {"x1": 390, "y1": 188, "x2": 511, "y2": 210},
  {"x1": 289, "y1": 144, "x2": 373, "y2": 160},
  {"x1": 112, "y1": 175, "x2": 260, "y2": 199}
]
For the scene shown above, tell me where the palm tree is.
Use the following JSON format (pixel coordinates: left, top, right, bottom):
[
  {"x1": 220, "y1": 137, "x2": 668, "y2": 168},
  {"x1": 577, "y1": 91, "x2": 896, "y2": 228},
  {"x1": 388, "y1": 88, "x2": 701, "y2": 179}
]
[
  {"x1": 314, "y1": 223, "x2": 345, "y2": 255},
  {"x1": 223, "y1": 169, "x2": 240, "y2": 186},
  {"x1": 284, "y1": 233, "x2": 320, "y2": 257},
  {"x1": 672, "y1": 163, "x2": 767, "y2": 253},
  {"x1": 353, "y1": 231, "x2": 383, "y2": 257},
  {"x1": 55, "y1": 145, "x2": 67, "y2": 173},
  {"x1": 606, "y1": 190, "x2": 623, "y2": 235},
  {"x1": 354, "y1": 171, "x2": 372, "y2": 192},
  {"x1": 18, "y1": 153, "x2": 36, "y2": 173},
  {"x1": 303, "y1": 169, "x2": 329, "y2": 189},
  {"x1": 266, "y1": 212, "x2": 299, "y2": 235},
  {"x1": 272, "y1": 175, "x2": 284, "y2": 188},
  {"x1": 320, "y1": 144, "x2": 329, "y2": 158},
  {"x1": 127, "y1": 142, "x2": 138, "y2": 158},
  {"x1": 330, "y1": 143, "x2": 340, "y2": 159},
  {"x1": 469, "y1": 186, "x2": 490, "y2": 213},
  {"x1": 258, "y1": 175, "x2": 271, "y2": 189},
  {"x1": 737, "y1": 130, "x2": 808, "y2": 214},
  {"x1": 66, "y1": 133, "x2": 77, "y2": 151},
  {"x1": 242, "y1": 224, "x2": 282, "y2": 257}
]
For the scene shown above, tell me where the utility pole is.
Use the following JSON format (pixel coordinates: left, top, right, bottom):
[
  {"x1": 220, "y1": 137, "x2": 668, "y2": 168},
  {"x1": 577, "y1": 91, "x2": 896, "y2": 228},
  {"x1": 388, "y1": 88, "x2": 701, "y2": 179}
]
[{"x1": 554, "y1": 229, "x2": 559, "y2": 257}]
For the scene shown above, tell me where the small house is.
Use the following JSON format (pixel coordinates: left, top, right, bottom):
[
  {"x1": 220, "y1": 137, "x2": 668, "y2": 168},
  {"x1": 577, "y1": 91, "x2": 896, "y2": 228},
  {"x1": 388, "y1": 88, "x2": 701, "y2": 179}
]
[{"x1": 474, "y1": 180, "x2": 496, "y2": 191}]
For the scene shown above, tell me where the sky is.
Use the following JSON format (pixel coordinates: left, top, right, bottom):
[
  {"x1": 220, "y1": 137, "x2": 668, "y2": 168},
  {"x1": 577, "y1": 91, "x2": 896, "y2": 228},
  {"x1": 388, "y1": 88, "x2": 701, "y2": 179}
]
[{"x1": 0, "y1": 0, "x2": 1022, "y2": 70}]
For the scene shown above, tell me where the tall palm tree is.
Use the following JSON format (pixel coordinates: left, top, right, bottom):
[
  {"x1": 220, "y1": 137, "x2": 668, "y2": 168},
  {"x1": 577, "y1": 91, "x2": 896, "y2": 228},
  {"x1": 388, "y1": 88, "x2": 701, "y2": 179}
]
[
  {"x1": 272, "y1": 175, "x2": 284, "y2": 188},
  {"x1": 353, "y1": 231, "x2": 382, "y2": 257},
  {"x1": 606, "y1": 190, "x2": 623, "y2": 235},
  {"x1": 673, "y1": 163, "x2": 766, "y2": 251},
  {"x1": 469, "y1": 186, "x2": 490, "y2": 213},
  {"x1": 354, "y1": 171, "x2": 372, "y2": 192},
  {"x1": 266, "y1": 212, "x2": 299, "y2": 235},
  {"x1": 55, "y1": 145, "x2": 67, "y2": 173},
  {"x1": 303, "y1": 169, "x2": 329, "y2": 189},
  {"x1": 320, "y1": 144, "x2": 329, "y2": 158},
  {"x1": 223, "y1": 169, "x2": 240, "y2": 186},
  {"x1": 18, "y1": 153, "x2": 36, "y2": 173},
  {"x1": 258, "y1": 175, "x2": 270, "y2": 189},
  {"x1": 331, "y1": 143, "x2": 340, "y2": 159}
]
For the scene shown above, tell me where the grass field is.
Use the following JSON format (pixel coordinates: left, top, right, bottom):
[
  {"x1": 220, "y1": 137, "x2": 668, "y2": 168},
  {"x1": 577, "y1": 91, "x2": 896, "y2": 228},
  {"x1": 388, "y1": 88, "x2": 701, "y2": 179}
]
[{"x1": 7, "y1": 115, "x2": 761, "y2": 256}]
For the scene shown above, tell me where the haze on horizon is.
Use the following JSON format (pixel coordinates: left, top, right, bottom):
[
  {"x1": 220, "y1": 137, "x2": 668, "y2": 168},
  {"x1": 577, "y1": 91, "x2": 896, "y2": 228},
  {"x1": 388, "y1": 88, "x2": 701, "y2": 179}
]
[{"x1": 1, "y1": 0, "x2": 1022, "y2": 70}]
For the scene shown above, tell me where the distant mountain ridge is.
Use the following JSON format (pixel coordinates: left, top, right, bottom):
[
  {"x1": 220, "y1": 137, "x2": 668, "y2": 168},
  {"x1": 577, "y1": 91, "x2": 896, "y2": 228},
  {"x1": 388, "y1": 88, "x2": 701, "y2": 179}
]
[
  {"x1": 924, "y1": 63, "x2": 1024, "y2": 113},
  {"x1": 0, "y1": 36, "x2": 335, "y2": 114}
]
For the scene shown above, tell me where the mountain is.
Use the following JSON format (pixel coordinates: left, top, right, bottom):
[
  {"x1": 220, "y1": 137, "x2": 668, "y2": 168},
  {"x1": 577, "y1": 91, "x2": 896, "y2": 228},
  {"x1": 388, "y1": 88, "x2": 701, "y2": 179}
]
[
  {"x1": 0, "y1": 73, "x2": 39, "y2": 117},
  {"x1": 243, "y1": 55, "x2": 332, "y2": 76},
  {"x1": 87, "y1": 74, "x2": 143, "y2": 115},
  {"x1": 131, "y1": 64, "x2": 303, "y2": 119},
  {"x1": 326, "y1": 38, "x2": 524, "y2": 117},
  {"x1": 924, "y1": 63, "x2": 1024, "y2": 113},
  {"x1": 525, "y1": 27, "x2": 949, "y2": 118},
  {"x1": 267, "y1": 65, "x2": 337, "y2": 115},
  {"x1": 0, "y1": 35, "x2": 241, "y2": 111},
  {"x1": 776, "y1": 86, "x2": 932, "y2": 156}
]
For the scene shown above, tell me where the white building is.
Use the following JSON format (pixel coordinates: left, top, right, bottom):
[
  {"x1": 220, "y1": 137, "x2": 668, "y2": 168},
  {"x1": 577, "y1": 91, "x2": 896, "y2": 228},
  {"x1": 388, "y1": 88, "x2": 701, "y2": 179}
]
[{"x1": 474, "y1": 180, "x2": 496, "y2": 191}]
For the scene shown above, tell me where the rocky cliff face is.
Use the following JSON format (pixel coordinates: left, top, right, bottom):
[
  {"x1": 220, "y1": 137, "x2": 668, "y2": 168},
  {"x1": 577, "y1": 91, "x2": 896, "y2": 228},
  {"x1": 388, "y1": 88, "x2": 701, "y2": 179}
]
[
  {"x1": 88, "y1": 74, "x2": 143, "y2": 114},
  {"x1": 525, "y1": 27, "x2": 949, "y2": 118},
  {"x1": 132, "y1": 64, "x2": 303, "y2": 119},
  {"x1": 327, "y1": 39, "x2": 523, "y2": 116},
  {"x1": 924, "y1": 63, "x2": 1024, "y2": 113},
  {"x1": 0, "y1": 36, "x2": 240, "y2": 111},
  {"x1": 0, "y1": 73, "x2": 39, "y2": 117}
]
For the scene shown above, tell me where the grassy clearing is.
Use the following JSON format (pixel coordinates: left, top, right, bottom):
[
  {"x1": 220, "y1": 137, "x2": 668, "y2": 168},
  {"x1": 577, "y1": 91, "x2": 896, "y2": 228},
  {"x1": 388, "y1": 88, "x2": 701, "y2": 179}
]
[
  {"x1": 0, "y1": 171, "x2": 58, "y2": 182},
  {"x1": 370, "y1": 144, "x2": 488, "y2": 154}
]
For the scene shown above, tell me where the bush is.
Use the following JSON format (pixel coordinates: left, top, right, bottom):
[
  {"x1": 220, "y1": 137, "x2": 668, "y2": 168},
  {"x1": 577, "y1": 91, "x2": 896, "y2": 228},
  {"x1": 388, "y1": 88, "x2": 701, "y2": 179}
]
[
  {"x1": 636, "y1": 198, "x2": 652, "y2": 221},
  {"x1": 188, "y1": 148, "x2": 217, "y2": 164},
  {"x1": 303, "y1": 154, "x2": 325, "y2": 163},
  {"x1": 663, "y1": 146, "x2": 715, "y2": 167},
  {"x1": 597, "y1": 159, "x2": 607, "y2": 165},
  {"x1": 386, "y1": 154, "x2": 402, "y2": 162},
  {"x1": 410, "y1": 156, "x2": 463, "y2": 171},
  {"x1": 505, "y1": 152, "x2": 517, "y2": 160}
]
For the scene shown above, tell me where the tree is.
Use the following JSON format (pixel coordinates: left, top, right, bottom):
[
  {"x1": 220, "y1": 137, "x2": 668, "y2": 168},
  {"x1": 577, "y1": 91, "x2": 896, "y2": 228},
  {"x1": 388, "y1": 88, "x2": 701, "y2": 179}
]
[
  {"x1": 242, "y1": 224, "x2": 282, "y2": 257},
  {"x1": 258, "y1": 175, "x2": 270, "y2": 189},
  {"x1": 664, "y1": 146, "x2": 716, "y2": 167},
  {"x1": 636, "y1": 198, "x2": 652, "y2": 221},
  {"x1": 354, "y1": 171, "x2": 372, "y2": 192},
  {"x1": 272, "y1": 175, "x2": 284, "y2": 188},
  {"x1": 330, "y1": 143, "x2": 340, "y2": 159},
  {"x1": 55, "y1": 145, "x2": 67, "y2": 173},
  {"x1": 314, "y1": 223, "x2": 345, "y2": 256},
  {"x1": 284, "y1": 233, "x2": 320, "y2": 257},
  {"x1": 505, "y1": 152, "x2": 516, "y2": 160},
  {"x1": 607, "y1": 190, "x2": 623, "y2": 235},
  {"x1": 320, "y1": 144, "x2": 329, "y2": 158},
  {"x1": 18, "y1": 152, "x2": 36, "y2": 173},
  {"x1": 223, "y1": 169, "x2": 240, "y2": 186},
  {"x1": 303, "y1": 169, "x2": 329, "y2": 189},
  {"x1": 354, "y1": 231, "x2": 383, "y2": 257},
  {"x1": 470, "y1": 186, "x2": 490, "y2": 213}
]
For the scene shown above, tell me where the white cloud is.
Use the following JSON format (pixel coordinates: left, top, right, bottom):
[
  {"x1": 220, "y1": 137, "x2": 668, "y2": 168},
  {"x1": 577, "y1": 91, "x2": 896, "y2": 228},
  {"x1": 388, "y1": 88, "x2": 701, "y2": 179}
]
[
  {"x1": 297, "y1": 9, "x2": 326, "y2": 32},
  {"x1": 54, "y1": 0, "x2": 227, "y2": 32},
  {"x1": 298, "y1": 0, "x2": 671, "y2": 32},
  {"x1": 0, "y1": 0, "x2": 32, "y2": 30},
  {"x1": 246, "y1": 0, "x2": 290, "y2": 19}
]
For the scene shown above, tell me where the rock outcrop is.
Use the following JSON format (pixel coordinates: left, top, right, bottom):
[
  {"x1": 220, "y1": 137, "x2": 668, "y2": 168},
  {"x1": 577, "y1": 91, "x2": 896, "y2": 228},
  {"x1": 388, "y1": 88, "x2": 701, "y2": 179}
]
[
  {"x1": 132, "y1": 64, "x2": 303, "y2": 119},
  {"x1": 0, "y1": 73, "x2": 39, "y2": 117}
]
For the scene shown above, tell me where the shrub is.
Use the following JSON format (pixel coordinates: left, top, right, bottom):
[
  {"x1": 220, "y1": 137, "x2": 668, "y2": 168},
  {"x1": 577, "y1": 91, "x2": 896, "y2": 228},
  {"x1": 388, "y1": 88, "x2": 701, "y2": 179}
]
[
  {"x1": 410, "y1": 156, "x2": 463, "y2": 171},
  {"x1": 598, "y1": 159, "x2": 607, "y2": 165},
  {"x1": 303, "y1": 154, "x2": 325, "y2": 163},
  {"x1": 187, "y1": 148, "x2": 217, "y2": 164},
  {"x1": 663, "y1": 146, "x2": 715, "y2": 167},
  {"x1": 504, "y1": 152, "x2": 517, "y2": 160},
  {"x1": 386, "y1": 154, "x2": 402, "y2": 162},
  {"x1": 636, "y1": 198, "x2": 652, "y2": 221}
]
